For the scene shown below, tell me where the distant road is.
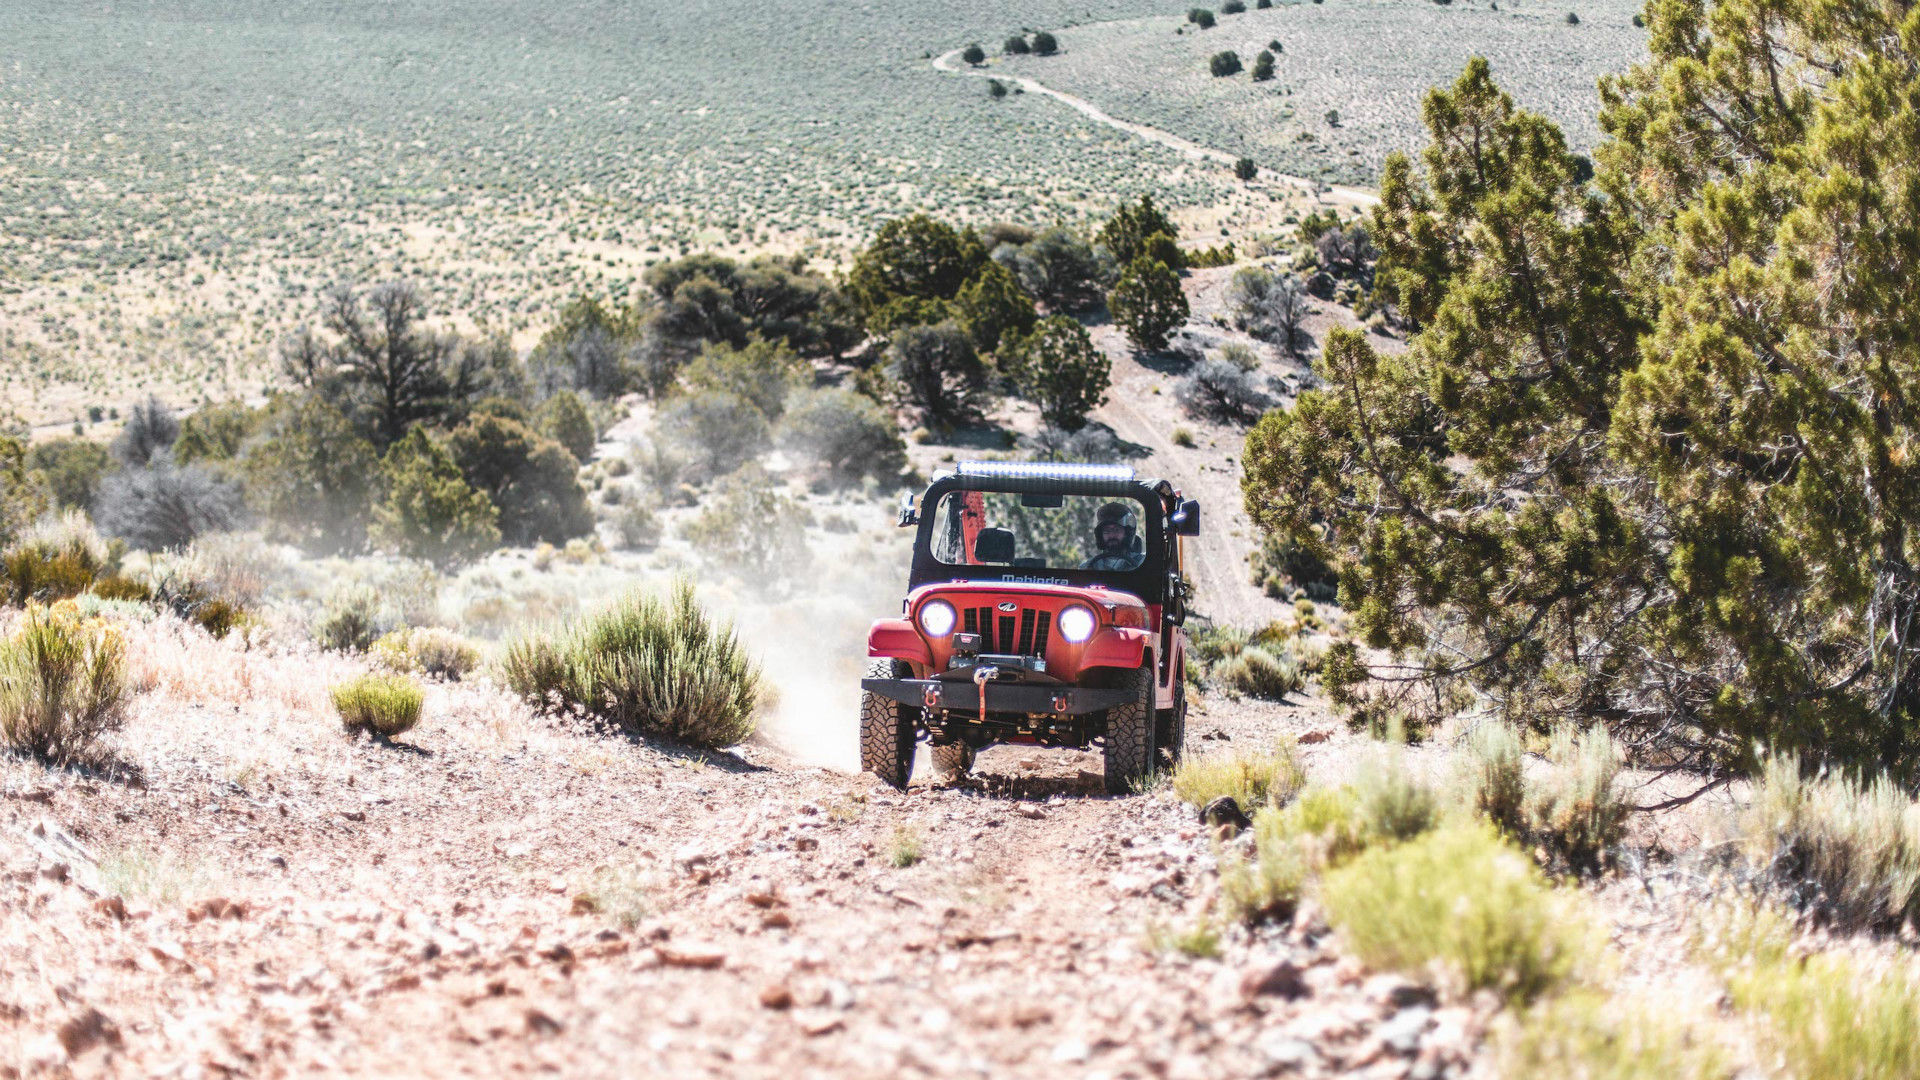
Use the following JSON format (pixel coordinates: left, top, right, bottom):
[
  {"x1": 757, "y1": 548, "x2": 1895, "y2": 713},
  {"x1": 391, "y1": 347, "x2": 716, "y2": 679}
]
[{"x1": 931, "y1": 47, "x2": 1378, "y2": 210}]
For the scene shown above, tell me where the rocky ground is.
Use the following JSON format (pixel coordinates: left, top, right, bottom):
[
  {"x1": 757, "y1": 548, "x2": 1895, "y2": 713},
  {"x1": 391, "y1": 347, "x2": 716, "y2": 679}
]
[{"x1": 0, "y1": 610, "x2": 1496, "y2": 1079}]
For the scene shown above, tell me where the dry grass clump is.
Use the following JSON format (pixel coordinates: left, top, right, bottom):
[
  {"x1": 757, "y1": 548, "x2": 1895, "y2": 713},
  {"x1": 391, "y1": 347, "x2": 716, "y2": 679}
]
[
  {"x1": 331, "y1": 673, "x2": 425, "y2": 739},
  {"x1": 1704, "y1": 903, "x2": 1920, "y2": 1079},
  {"x1": 0, "y1": 600, "x2": 130, "y2": 761},
  {"x1": 574, "y1": 865, "x2": 650, "y2": 930},
  {"x1": 1211, "y1": 645, "x2": 1303, "y2": 700},
  {"x1": 1735, "y1": 754, "x2": 1920, "y2": 931},
  {"x1": 1492, "y1": 991, "x2": 1728, "y2": 1080},
  {"x1": 1453, "y1": 720, "x2": 1627, "y2": 871},
  {"x1": 502, "y1": 579, "x2": 759, "y2": 749},
  {"x1": 1321, "y1": 821, "x2": 1593, "y2": 1006},
  {"x1": 372, "y1": 627, "x2": 480, "y2": 681},
  {"x1": 98, "y1": 846, "x2": 220, "y2": 906},
  {"x1": 1171, "y1": 738, "x2": 1305, "y2": 811},
  {"x1": 2, "y1": 512, "x2": 116, "y2": 606}
]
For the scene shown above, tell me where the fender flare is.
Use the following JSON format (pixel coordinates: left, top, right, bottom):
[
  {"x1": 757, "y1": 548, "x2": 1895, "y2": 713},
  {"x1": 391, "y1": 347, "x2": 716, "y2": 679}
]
[{"x1": 867, "y1": 619, "x2": 931, "y2": 668}]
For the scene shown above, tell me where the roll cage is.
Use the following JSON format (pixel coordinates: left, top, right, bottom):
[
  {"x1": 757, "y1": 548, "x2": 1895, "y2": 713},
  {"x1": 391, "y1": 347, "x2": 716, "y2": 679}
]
[{"x1": 902, "y1": 464, "x2": 1191, "y2": 610}]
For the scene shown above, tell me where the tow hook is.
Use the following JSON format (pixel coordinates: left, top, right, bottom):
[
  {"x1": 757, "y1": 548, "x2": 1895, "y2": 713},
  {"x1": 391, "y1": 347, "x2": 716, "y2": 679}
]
[{"x1": 973, "y1": 665, "x2": 1000, "y2": 725}]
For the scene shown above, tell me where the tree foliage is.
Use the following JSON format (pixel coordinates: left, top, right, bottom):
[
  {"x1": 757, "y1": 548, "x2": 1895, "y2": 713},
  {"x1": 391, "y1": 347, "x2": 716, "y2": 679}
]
[
  {"x1": 28, "y1": 439, "x2": 113, "y2": 513},
  {"x1": 1244, "y1": 34, "x2": 1920, "y2": 773},
  {"x1": 244, "y1": 396, "x2": 379, "y2": 555},
  {"x1": 447, "y1": 414, "x2": 592, "y2": 547},
  {"x1": 954, "y1": 260, "x2": 1039, "y2": 354},
  {"x1": 1031, "y1": 31, "x2": 1059, "y2": 54},
  {"x1": 886, "y1": 323, "x2": 989, "y2": 426},
  {"x1": 0, "y1": 437, "x2": 48, "y2": 550},
  {"x1": 777, "y1": 388, "x2": 907, "y2": 488},
  {"x1": 994, "y1": 226, "x2": 1112, "y2": 313},
  {"x1": 1097, "y1": 195, "x2": 1181, "y2": 270},
  {"x1": 536, "y1": 389, "x2": 597, "y2": 463},
  {"x1": 325, "y1": 281, "x2": 459, "y2": 449},
  {"x1": 1210, "y1": 51, "x2": 1243, "y2": 77},
  {"x1": 370, "y1": 429, "x2": 500, "y2": 568},
  {"x1": 1108, "y1": 258, "x2": 1189, "y2": 351},
  {"x1": 1007, "y1": 317, "x2": 1112, "y2": 431},
  {"x1": 845, "y1": 215, "x2": 988, "y2": 328}
]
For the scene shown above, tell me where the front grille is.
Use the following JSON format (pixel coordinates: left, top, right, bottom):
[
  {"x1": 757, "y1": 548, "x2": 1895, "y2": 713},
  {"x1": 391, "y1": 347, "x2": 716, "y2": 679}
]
[{"x1": 963, "y1": 605, "x2": 1053, "y2": 655}]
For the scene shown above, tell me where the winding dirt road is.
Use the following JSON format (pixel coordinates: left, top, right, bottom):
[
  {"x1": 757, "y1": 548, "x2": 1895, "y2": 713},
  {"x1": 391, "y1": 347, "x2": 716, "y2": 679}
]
[{"x1": 932, "y1": 47, "x2": 1378, "y2": 211}]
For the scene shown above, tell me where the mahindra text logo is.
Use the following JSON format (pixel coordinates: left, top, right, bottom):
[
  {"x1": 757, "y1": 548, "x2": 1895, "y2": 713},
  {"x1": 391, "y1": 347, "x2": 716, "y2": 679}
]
[{"x1": 997, "y1": 601, "x2": 1019, "y2": 612}]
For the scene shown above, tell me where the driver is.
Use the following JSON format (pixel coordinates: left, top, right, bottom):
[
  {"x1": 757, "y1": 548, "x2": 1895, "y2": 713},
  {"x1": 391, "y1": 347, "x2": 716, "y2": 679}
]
[{"x1": 1081, "y1": 502, "x2": 1144, "y2": 571}]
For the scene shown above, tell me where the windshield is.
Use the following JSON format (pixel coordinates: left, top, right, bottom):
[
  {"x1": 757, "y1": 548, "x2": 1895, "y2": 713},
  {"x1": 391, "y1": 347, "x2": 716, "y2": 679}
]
[{"x1": 930, "y1": 491, "x2": 1151, "y2": 573}]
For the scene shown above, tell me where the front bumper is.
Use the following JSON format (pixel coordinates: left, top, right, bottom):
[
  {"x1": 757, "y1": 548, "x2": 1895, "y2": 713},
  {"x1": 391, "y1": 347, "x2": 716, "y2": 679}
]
[{"x1": 860, "y1": 678, "x2": 1137, "y2": 716}]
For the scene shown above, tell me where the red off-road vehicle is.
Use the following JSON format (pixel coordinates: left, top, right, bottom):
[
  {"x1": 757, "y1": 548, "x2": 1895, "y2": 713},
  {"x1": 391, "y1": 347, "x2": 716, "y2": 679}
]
[{"x1": 861, "y1": 461, "x2": 1201, "y2": 794}]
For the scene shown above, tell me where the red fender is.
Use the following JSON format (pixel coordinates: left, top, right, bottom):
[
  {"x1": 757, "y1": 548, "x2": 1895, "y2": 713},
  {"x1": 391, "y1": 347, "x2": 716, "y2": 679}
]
[
  {"x1": 1082, "y1": 627, "x2": 1152, "y2": 671},
  {"x1": 867, "y1": 619, "x2": 931, "y2": 668}
]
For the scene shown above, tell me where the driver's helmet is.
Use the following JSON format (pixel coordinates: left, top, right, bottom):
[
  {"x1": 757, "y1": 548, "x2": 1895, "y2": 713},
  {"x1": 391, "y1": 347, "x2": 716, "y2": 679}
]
[{"x1": 1094, "y1": 502, "x2": 1138, "y2": 553}]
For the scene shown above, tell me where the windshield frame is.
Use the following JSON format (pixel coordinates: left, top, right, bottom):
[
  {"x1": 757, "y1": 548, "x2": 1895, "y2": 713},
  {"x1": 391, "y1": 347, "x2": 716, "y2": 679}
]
[{"x1": 908, "y1": 473, "x2": 1170, "y2": 601}]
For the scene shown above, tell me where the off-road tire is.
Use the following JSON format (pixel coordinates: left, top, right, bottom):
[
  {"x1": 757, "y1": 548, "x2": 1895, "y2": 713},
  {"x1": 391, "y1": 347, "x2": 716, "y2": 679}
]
[
  {"x1": 861, "y1": 659, "x2": 918, "y2": 789},
  {"x1": 1158, "y1": 668, "x2": 1187, "y2": 770},
  {"x1": 929, "y1": 742, "x2": 974, "y2": 780},
  {"x1": 1103, "y1": 666, "x2": 1158, "y2": 795}
]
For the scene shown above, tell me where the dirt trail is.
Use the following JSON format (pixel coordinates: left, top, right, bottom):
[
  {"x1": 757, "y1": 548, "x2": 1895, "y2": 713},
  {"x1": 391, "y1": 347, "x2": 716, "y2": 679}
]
[
  {"x1": 931, "y1": 48, "x2": 1377, "y2": 212},
  {"x1": 0, "y1": 633, "x2": 1468, "y2": 1078}
]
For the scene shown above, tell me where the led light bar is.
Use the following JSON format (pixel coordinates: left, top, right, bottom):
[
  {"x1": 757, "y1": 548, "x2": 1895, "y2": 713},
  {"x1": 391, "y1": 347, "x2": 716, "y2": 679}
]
[{"x1": 956, "y1": 461, "x2": 1136, "y2": 481}]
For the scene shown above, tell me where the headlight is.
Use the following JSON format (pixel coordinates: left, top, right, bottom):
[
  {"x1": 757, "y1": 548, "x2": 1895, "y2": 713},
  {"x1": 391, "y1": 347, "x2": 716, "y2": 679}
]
[
  {"x1": 918, "y1": 599, "x2": 957, "y2": 638},
  {"x1": 1058, "y1": 605, "x2": 1097, "y2": 643}
]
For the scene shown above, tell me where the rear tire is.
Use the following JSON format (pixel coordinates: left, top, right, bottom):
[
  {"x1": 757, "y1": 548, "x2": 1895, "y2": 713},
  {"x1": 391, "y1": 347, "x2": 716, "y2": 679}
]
[
  {"x1": 1159, "y1": 667, "x2": 1187, "y2": 770},
  {"x1": 930, "y1": 742, "x2": 974, "y2": 780},
  {"x1": 1103, "y1": 666, "x2": 1158, "y2": 795},
  {"x1": 861, "y1": 659, "x2": 918, "y2": 789}
]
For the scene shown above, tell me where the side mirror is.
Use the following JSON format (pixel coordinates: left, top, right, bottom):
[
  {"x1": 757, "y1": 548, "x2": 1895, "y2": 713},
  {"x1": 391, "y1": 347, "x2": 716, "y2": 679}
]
[
  {"x1": 1170, "y1": 499, "x2": 1201, "y2": 536},
  {"x1": 897, "y1": 491, "x2": 919, "y2": 528},
  {"x1": 974, "y1": 527, "x2": 1016, "y2": 563}
]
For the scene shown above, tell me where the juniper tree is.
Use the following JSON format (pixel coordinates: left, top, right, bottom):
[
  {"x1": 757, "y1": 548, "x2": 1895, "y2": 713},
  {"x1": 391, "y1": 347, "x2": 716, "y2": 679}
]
[
  {"x1": 1243, "y1": 33, "x2": 1920, "y2": 776},
  {"x1": 1108, "y1": 258, "x2": 1188, "y2": 351},
  {"x1": 1007, "y1": 317, "x2": 1112, "y2": 431}
]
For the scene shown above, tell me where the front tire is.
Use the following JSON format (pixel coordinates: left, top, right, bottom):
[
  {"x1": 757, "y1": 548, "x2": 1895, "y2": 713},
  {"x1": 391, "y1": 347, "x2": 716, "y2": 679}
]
[
  {"x1": 1103, "y1": 666, "x2": 1158, "y2": 795},
  {"x1": 861, "y1": 659, "x2": 918, "y2": 789}
]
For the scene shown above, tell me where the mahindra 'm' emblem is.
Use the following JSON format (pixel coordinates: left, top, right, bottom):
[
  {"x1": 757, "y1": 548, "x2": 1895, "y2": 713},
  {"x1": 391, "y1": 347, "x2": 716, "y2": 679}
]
[{"x1": 997, "y1": 601, "x2": 1019, "y2": 612}]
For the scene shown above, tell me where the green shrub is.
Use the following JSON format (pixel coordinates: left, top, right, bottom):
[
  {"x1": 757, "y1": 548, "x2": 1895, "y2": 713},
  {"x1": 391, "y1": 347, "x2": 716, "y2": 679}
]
[
  {"x1": 371, "y1": 428, "x2": 501, "y2": 568},
  {"x1": 28, "y1": 438, "x2": 115, "y2": 511},
  {"x1": 1188, "y1": 8, "x2": 1216, "y2": 28},
  {"x1": 0, "y1": 601, "x2": 130, "y2": 761},
  {"x1": 502, "y1": 580, "x2": 760, "y2": 748},
  {"x1": 1209, "y1": 51, "x2": 1242, "y2": 77},
  {"x1": 1211, "y1": 645, "x2": 1302, "y2": 700},
  {"x1": 1172, "y1": 739, "x2": 1305, "y2": 811},
  {"x1": 536, "y1": 389, "x2": 597, "y2": 462},
  {"x1": 680, "y1": 467, "x2": 811, "y2": 584},
  {"x1": 1030, "y1": 31, "x2": 1058, "y2": 54},
  {"x1": 1493, "y1": 992, "x2": 1728, "y2": 1080},
  {"x1": 447, "y1": 413, "x2": 593, "y2": 546},
  {"x1": 609, "y1": 499, "x2": 664, "y2": 550},
  {"x1": 1322, "y1": 821, "x2": 1591, "y2": 1004},
  {"x1": 1234, "y1": 157, "x2": 1258, "y2": 181},
  {"x1": 317, "y1": 586, "x2": 383, "y2": 653},
  {"x1": 1737, "y1": 754, "x2": 1920, "y2": 931},
  {"x1": 1220, "y1": 805, "x2": 1312, "y2": 921},
  {"x1": 0, "y1": 436, "x2": 51, "y2": 551},
  {"x1": 371, "y1": 627, "x2": 480, "y2": 681},
  {"x1": 1003, "y1": 35, "x2": 1030, "y2": 55},
  {"x1": 776, "y1": 388, "x2": 907, "y2": 488},
  {"x1": 3, "y1": 515, "x2": 114, "y2": 606},
  {"x1": 1171, "y1": 426, "x2": 1196, "y2": 448},
  {"x1": 1708, "y1": 904, "x2": 1920, "y2": 1079},
  {"x1": 961, "y1": 43, "x2": 986, "y2": 65},
  {"x1": 331, "y1": 674, "x2": 425, "y2": 739}
]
